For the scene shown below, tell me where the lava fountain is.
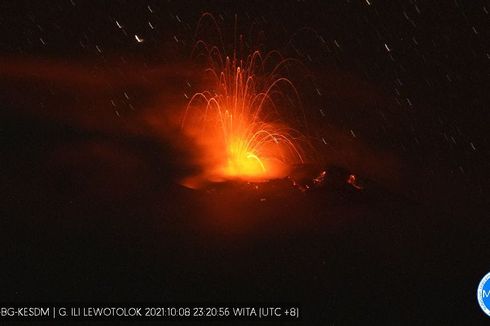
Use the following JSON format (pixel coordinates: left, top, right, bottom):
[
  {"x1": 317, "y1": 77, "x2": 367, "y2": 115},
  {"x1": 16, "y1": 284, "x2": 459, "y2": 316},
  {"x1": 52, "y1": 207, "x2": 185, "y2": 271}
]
[{"x1": 181, "y1": 17, "x2": 309, "y2": 187}]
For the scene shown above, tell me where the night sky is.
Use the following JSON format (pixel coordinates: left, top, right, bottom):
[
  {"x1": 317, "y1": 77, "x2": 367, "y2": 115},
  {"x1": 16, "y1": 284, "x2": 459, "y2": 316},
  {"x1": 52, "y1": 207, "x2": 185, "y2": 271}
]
[{"x1": 1, "y1": 0, "x2": 489, "y2": 324}]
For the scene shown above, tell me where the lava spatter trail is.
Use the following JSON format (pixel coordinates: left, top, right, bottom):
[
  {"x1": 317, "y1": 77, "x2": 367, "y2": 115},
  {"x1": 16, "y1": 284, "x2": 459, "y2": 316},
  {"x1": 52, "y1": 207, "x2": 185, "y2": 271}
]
[{"x1": 180, "y1": 15, "x2": 312, "y2": 188}]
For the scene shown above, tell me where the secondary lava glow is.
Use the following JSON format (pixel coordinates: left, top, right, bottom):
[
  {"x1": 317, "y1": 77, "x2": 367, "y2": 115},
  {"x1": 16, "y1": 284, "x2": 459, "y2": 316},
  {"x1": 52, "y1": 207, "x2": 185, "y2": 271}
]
[{"x1": 181, "y1": 27, "x2": 308, "y2": 186}]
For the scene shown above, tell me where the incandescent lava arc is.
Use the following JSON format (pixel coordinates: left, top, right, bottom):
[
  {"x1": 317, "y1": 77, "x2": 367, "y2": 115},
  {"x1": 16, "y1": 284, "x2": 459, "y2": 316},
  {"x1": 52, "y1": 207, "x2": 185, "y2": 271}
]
[{"x1": 180, "y1": 16, "x2": 310, "y2": 188}]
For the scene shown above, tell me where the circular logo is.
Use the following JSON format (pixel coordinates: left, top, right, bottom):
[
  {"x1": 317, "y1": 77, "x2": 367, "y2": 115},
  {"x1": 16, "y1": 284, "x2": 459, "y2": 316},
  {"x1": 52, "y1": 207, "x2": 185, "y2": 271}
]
[{"x1": 478, "y1": 272, "x2": 490, "y2": 316}]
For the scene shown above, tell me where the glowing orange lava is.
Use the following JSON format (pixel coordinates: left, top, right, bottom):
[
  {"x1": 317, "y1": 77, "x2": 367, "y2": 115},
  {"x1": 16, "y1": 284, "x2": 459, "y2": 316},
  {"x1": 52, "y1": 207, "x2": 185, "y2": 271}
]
[{"x1": 181, "y1": 19, "x2": 308, "y2": 186}]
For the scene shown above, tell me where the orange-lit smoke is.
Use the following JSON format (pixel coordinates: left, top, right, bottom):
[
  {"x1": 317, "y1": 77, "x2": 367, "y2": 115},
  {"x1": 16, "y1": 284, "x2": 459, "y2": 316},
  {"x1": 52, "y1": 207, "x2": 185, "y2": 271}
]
[{"x1": 181, "y1": 33, "x2": 308, "y2": 186}]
